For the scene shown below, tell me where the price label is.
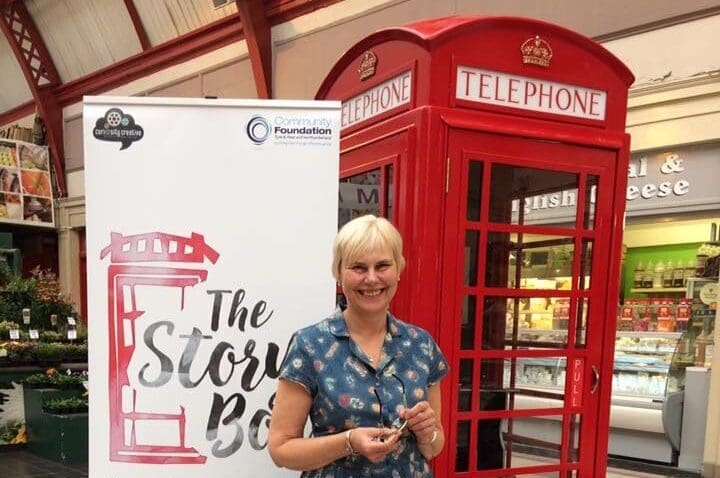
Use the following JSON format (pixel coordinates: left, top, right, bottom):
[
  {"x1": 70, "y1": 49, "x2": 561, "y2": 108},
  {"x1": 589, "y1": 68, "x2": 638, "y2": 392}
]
[
  {"x1": 22, "y1": 308, "x2": 31, "y2": 324},
  {"x1": 67, "y1": 317, "x2": 76, "y2": 326},
  {"x1": 67, "y1": 329, "x2": 77, "y2": 340},
  {"x1": 29, "y1": 329, "x2": 39, "y2": 340},
  {"x1": 9, "y1": 329, "x2": 20, "y2": 340}
]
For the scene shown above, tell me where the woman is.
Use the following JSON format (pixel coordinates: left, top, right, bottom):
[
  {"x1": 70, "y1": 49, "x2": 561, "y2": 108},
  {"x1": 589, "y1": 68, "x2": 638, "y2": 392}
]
[{"x1": 269, "y1": 215, "x2": 449, "y2": 477}]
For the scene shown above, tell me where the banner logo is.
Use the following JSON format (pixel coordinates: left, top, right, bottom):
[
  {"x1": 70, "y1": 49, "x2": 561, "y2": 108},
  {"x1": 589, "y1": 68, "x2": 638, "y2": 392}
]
[
  {"x1": 246, "y1": 116, "x2": 271, "y2": 145},
  {"x1": 93, "y1": 108, "x2": 145, "y2": 150}
]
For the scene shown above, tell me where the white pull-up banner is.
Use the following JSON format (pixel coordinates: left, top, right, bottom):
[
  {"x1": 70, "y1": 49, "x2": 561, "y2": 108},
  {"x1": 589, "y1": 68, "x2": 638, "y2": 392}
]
[{"x1": 84, "y1": 97, "x2": 340, "y2": 477}]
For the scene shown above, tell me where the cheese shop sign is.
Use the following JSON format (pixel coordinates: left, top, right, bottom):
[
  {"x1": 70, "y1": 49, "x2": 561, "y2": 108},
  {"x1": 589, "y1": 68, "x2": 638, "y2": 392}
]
[{"x1": 514, "y1": 142, "x2": 720, "y2": 223}]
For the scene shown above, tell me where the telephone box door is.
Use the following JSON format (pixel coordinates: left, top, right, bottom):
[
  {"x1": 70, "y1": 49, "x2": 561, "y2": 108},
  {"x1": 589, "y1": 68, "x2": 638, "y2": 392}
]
[{"x1": 442, "y1": 128, "x2": 618, "y2": 477}]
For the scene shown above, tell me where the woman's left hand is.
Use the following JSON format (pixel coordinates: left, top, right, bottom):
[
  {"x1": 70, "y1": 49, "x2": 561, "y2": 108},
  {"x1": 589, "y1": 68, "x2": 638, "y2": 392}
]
[{"x1": 399, "y1": 400, "x2": 437, "y2": 444}]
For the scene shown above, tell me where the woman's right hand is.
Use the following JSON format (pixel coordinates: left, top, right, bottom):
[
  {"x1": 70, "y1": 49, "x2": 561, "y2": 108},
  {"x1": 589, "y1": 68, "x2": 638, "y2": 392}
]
[{"x1": 348, "y1": 427, "x2": 400, "y2": 463}]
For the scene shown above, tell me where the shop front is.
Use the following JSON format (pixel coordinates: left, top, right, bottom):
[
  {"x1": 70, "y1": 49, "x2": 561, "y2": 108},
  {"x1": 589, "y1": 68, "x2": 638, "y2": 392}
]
[
  {"x1": 318, "y1": 16, "x2": 634, "y2": 477},
  {"x1": 611, "y1": 142, "x2": 720, "y2": 470}
]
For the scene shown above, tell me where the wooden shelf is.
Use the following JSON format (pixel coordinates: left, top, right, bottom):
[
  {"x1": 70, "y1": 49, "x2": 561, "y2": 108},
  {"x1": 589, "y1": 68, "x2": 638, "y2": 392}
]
[{"x1": 630, "y1": 287, "x2": 686, "y2": 294}]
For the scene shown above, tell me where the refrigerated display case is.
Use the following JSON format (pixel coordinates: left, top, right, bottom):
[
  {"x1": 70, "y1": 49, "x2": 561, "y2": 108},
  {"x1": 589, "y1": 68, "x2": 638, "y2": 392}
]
[
  {"x1": 507, "y1": 275, "x2": 718, "y2": 466},
  {"x1": 502, "y1": 330, "x2": 679, "y2": 463}
]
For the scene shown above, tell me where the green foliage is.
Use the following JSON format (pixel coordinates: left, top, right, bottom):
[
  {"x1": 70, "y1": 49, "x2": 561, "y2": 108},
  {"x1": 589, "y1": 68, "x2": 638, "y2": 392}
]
[
  {"x1": 23, "y1": 370, "x2": 87, "y2": 389},
  {"x1": 39, "y1": 330, "x2": 62, "y2": 342},
  {"x1": 0, "y1": 421, "x2": 23, "y2": 444},
  {"x1": 0, "y1": 269, "x2": 80, "y2": 333},
  {"x1": 0, "y1": 262, "x2": 12, "y2": 287},
  {"x1": 0, "y1": 341, "x2": 87, "y2": 365},
  {"x1": 44, "y1": 396, "x2": 88, "y2": 414}
]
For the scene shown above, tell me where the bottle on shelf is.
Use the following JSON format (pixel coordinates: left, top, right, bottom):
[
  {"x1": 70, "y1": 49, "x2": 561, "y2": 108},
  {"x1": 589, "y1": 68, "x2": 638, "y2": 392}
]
[
  {"x1": 663, "y1": 260, "x2": 674, "y2": 288},
  {"x1": 696, "y1": 244, "x2": 710, "y2": 277},
  {"x1": 683, "y1": 259, "x2": 695, "y2": 286},
  {"x1": 653, "y1": 260, "x2": 665, "y2": 289},
  {"x1": 672, "y1": 259, "x2": 685, "y2": 287},
  {"x1": 675, "y1": 298, "x2": 690, "y2": 332},
  {"x1": 656, "y1": 301, "x2": 675, "y2": 332},
  {"x1": 695, "y1": 332, "x2": 709, "y2": 367},
  {"x1": 633, "y1": 261, "x2": 644, "y2": 289},
  {"x1": 643, "y1": 260, "x2": 655, "y2": 289}
]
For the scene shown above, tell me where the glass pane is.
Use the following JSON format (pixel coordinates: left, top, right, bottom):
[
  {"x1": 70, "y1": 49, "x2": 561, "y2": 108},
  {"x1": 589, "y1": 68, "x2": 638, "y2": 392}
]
[
  {"x1": 486, "y1": 232, "x2": 575, "y2": 289},
  {"x1": 338, "y1": 169, "x2": 381, "y2": 228},
  {"x1": 489, "y1": 164, "x2": 579, "y2": 227},
  {"x1": 575, "y1": 299, "x2": 589, "y2": 348},
  {"x1": 584, "y1": 175, "x2": 598, "y2": 230},
  {"x1": 465, "y1": 230, "x2": 479, "y2": 286},
  {"x1": 483, "y1": 296, "x2": 571, "y2": 350},
  {"x1": 578, "y1": 240, "x2": 593, "y2": 290},
  {"x1": 476, "y1": 416, "x2": 563, "y2": 470},
  {"x1": 459, "y1": 359, "x2": 473, "y2": 412},
  {"x1": 467, "y1": 161, "x2": 484, "y2": 221},
  {"x1": 476, "y1": 418, "x2": 505, "y2": 470},
  {"x1": 569, "y1": 414, "x2": 581, "y2": 462},
  {"x1": 386, "y1": 165, "x2": 394, "y2": 220},
  {"x1": 479, "y1": 358, "x2": 565, "y2": 412},
  {"x1": 461, "y1": 295, "x2": 477, "y2": 350},
  {"x1": 456, "y1": 420, "x2": 471, "y2": 471}
]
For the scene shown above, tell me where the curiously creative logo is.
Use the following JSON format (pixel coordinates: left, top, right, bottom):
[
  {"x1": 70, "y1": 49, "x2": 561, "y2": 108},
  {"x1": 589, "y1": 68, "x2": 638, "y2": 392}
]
[
  {"x1": 521, "y1": 35, "x2": 553, "y2": 68},
  {"x1": 93, "y1": 108, "x2": 144, "y2": 150},
  {"x1": 358, "y1": 51, "x2": 377, "y2": 80},
  {"x1": 246, "y1": 116, "x2": 271, "y2": 145}
]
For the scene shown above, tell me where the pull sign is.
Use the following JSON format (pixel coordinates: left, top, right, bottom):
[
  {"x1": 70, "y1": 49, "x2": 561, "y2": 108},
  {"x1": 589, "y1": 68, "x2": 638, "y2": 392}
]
[
  {"x1": 570, "y1": 357, "x2": 584, "y2": 407},
  {"x1": 456, "y1": 66, "x2": 607, "y2": 121}
]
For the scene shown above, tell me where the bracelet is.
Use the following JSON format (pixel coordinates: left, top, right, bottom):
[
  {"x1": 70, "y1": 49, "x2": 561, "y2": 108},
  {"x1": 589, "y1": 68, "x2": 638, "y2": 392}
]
[
  {"x1": 344, "y1": 429, "x2": 358, "y2": 456},
  {"x1": 421, "y1": 429, "x2": 438, "y2": 446}
]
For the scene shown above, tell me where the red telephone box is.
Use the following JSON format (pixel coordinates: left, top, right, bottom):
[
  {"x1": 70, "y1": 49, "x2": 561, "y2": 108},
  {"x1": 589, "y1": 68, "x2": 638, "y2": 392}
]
[{"x1": 317, "y1": 16, "x2": 633, "y2": 477}]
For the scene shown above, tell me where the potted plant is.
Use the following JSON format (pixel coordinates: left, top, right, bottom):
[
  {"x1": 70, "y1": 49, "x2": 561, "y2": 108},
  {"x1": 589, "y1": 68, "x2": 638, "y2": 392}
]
[{"x1": 43, "y1": 397, "x2": 88, "y2": 415}]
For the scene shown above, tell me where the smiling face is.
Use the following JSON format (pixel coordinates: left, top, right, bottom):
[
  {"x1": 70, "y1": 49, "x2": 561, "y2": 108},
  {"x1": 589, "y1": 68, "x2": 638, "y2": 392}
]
[{"x1": 340, "y1": 243, "x2": 400, "y2": 318}]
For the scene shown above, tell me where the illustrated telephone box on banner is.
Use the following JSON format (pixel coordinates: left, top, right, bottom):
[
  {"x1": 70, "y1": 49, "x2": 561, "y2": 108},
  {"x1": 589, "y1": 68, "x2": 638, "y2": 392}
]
[{"x1": 317, "y1": 16, "x2": 634, "y2": 477}]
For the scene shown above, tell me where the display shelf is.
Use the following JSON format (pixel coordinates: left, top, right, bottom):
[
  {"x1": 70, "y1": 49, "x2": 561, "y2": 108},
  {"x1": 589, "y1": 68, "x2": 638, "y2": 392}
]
[
  {"x1": 630, "y1": 287, "x2": 686, "y2": 294},
  {"x1": 510, "y1": 328, "x2": 569, "y2": 335},
  {"x1": 616, "y1": 331, "x2": 682, "y2": 339},
  {"x1": 616, "y1": 348, "x2": 674, "y2": 355}
]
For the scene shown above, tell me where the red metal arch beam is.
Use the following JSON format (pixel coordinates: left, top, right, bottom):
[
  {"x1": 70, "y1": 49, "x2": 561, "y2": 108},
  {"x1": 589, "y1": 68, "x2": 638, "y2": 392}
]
[
  {"x1": 236, "y1": 0, "x2": 272, "y2": 99},
  {"x1": 123, "y1": 0, "x2": 150, "y2": 51},
  {"x1": 0, "y1": 0, "x2": 66, "y2": 196}
]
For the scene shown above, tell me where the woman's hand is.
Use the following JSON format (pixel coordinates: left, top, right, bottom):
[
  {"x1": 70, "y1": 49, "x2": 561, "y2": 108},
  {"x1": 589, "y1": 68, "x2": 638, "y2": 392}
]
[
  {"x1": 349, "y1": 427, "x2": 400, "y2": 463},
  {"x1": 400, "y1": 400, "x2": 437, "y2": 444}
]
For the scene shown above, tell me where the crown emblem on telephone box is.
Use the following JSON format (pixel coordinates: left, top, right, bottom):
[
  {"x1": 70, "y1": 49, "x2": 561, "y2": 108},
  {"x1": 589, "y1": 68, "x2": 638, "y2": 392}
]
[
  {"x1": 521, "y1": 35, "x2": 553, "y2": 68},
  {"x1": 358, "y1": 51, "x2": 377, "y2": 80}
]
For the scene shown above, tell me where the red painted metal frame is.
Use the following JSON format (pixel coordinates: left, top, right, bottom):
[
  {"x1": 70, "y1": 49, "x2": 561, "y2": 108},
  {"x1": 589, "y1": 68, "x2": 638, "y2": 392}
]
[
  {"x1": 441, "y1": 126, "x2": 616, "y2": 476},
  {"x1": 236, "y1": 0, "x2": 273, "y2": 98},
  {"x1": 123, "y1": 0, "x2": 150, "y2": 51},
  {"x1": 0, "y1": 0, "x2": 65, "y2": 195},
  {"x1": 318, "y1": 16, "x2": 633, "y2": 477}
]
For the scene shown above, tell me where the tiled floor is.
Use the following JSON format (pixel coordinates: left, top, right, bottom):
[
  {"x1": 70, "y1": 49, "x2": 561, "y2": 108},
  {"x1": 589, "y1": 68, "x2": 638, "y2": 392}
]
[
  {"x1": 0, "y1": 448, "x2": 701, "y2": 477},
  {"x1": 0, "y1": 449, "x2": 87, "y2": 478}
]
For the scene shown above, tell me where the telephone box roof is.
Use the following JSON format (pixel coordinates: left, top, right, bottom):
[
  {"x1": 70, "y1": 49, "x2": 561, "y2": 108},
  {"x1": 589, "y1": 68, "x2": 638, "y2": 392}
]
[{"x1": 317, "y1": 15, "x2": 634, "y2": 99}]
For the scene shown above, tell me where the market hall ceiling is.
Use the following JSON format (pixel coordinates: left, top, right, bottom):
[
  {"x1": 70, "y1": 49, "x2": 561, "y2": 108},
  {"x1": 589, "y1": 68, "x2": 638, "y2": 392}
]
[
  {"x1": 0, "y1": 0, "x2": 342, "y2": 122},
  {"x1": 0, "y1": 0, "x2": 341, "y2": 196}
]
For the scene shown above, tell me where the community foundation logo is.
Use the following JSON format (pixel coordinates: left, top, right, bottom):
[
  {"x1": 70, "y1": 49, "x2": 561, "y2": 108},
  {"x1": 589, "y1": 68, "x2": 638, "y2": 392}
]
[
  {"x1": 93, "y1": 108, "x2": 144, "y2": 150},
  {"x1": 246, "y1": 115, "x2": 271, "y2": 145},
  {"x1": 246, "y1": 114, "x2": 333, "y2": 147}
]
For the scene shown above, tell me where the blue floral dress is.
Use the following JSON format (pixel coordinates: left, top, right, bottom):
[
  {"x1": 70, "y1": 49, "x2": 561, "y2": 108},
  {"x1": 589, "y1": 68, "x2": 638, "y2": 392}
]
[{"x1": 279, "y1": 311, "x2": 449, "y2": 477}]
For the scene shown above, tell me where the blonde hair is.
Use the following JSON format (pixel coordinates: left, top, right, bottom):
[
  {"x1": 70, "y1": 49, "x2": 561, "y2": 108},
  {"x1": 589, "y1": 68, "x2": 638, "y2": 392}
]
[{"x1": 332, "y1": 215, "x2": 405, "y2": 281}]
